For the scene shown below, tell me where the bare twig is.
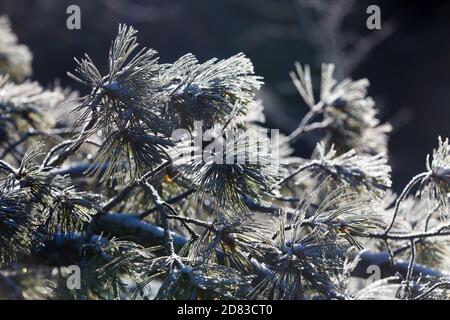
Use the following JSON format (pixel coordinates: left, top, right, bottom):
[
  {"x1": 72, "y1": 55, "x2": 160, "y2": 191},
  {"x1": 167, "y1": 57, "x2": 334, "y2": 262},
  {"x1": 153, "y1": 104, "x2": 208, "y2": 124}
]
[
  {"x1": 405, "y1": 239, "x2": 417, "y2": 297},
  {"x1": 274, "y1": 160, "x2": 320, "y2": 188},
  {"x1": 0, "y1": 159, "x2": 17, "y2": 174},
  {"x1": 41, "y1": 113, "x2": 98, "y2": 169},
  {"x1": 101, "y1": 161, "x2": 172, "y2": 212},
  {"x1": 287, "y1": 102, "x2": 326, "y2": 143},
  {"x1": 413, "y1": 281, "x2": 450, "y2": 300},
  {"x1": 166, "y1": 214, "x2": 213, "y2": 231},
  {"x1": 384, "y1": 172, "x2": 430, "y2": 234},
  {"x1": 138, "y1": 188, "x2": 196, "y2": 219}
]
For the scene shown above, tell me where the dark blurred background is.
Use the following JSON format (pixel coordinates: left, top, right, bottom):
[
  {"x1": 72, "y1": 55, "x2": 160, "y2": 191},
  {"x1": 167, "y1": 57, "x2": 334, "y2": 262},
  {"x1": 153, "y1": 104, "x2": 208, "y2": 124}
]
[{"x1": 1, "y1": 0, "x2": 449, "y2": 191}]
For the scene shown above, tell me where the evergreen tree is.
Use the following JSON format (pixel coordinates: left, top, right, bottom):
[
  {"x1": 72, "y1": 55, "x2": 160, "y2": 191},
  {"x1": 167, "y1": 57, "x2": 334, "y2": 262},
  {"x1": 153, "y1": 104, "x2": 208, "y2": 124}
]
[{"x1": 0, "y1": 20, "x2": 449, "y2": 300}]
